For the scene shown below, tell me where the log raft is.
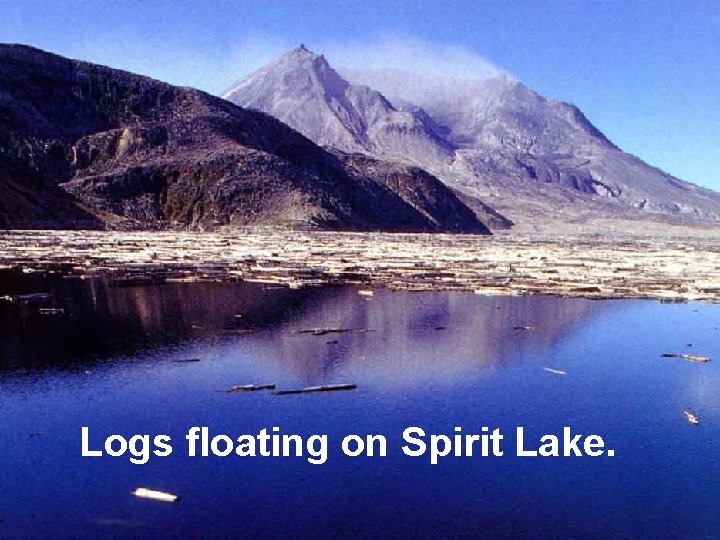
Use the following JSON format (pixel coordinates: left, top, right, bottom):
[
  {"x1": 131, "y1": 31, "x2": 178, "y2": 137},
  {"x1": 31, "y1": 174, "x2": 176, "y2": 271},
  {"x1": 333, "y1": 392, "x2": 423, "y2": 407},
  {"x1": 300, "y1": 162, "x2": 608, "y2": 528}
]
[{"x1": 0, "y1": 229, "x2": 719, "y2": 303}]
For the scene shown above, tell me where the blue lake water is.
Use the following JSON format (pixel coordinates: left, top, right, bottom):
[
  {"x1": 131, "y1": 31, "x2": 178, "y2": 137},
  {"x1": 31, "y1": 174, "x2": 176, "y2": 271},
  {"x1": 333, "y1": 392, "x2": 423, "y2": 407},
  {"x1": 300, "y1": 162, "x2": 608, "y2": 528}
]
[{"x1": 0, "y1": 271, "x2": 719, "y2": 538}]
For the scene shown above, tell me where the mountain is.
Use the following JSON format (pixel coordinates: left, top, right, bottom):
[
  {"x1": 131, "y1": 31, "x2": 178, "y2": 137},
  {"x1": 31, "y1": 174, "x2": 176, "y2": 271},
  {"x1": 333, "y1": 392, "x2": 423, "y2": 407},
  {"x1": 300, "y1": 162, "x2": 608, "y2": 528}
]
[
  {"x1": 223, "y1": 46, "x2": 454, "y2": 169},
  {"x1": 0, "y1": 44, "x2": 490, "y2": 233},
  {"x1": 225, "y1": 47, "x2": 720, "y2": 231}
]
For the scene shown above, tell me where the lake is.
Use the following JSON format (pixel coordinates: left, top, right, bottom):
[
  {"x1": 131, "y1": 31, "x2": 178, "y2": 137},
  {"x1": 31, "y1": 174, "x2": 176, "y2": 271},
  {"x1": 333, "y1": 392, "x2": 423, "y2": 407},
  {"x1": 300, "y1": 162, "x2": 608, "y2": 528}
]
[{"x1": 0, "y1": 269, "x2": 718, "y2": 538}]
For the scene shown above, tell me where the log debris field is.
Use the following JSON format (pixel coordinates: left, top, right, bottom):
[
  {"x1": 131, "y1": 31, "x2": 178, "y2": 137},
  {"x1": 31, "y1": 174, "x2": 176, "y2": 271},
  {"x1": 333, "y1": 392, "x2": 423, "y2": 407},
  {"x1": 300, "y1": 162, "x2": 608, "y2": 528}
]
[{"x1": 1, "y1": 229, "x2": 719, "y2": 303}]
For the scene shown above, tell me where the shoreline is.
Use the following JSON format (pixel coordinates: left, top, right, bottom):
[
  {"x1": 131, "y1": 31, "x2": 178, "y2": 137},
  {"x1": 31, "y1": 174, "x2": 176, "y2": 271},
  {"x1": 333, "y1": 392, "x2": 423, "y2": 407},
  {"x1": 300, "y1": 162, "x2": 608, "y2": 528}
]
[{"x1": 1, "y1": 229, "x2": 719, "y2": 303}]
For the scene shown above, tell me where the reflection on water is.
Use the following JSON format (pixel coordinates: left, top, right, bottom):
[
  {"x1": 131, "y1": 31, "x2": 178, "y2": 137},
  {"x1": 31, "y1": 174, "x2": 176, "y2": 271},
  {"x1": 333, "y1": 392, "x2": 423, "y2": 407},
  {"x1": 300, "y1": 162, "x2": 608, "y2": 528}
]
[
  {"x1": 1, "y1": 269, "x2": 719, "y2": 538},
  {"x1": 0, "y1": 270, "x2": 315, "y2": 371},
  {"x1": 0, "y1": 269, "x2": 605, "y2": 380},
  {"x1": 269, "y1": 288, "x2": 608, "y2": 384}
]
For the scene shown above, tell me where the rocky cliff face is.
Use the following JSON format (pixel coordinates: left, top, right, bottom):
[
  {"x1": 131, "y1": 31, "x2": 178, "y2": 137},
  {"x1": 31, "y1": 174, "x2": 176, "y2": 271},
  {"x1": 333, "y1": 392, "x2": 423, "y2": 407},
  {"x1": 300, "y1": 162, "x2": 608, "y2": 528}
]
[
  {"x1": 225, "y1": 47, "x2": 720, "y2": 230},
  {"x1": 0, "y1": 45, "x2": 490, "y2": 233}
]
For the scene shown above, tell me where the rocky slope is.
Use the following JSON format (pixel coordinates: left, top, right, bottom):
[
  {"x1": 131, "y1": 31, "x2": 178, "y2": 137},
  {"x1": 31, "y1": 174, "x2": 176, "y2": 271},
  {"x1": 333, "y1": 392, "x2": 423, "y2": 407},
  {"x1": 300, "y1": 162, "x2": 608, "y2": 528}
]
[
  {"x1": 0, "y1": 44, "x2": 490, "y2": 233},
  {"x1": 336, "y1": 153, "x2": 492, "y2": 231},
  {"x1": 349, "y1": 69, "x2": 720, "y2": 224},
  {"x1": 226, "y1": 47, "x2": 720, "y2": 230}
]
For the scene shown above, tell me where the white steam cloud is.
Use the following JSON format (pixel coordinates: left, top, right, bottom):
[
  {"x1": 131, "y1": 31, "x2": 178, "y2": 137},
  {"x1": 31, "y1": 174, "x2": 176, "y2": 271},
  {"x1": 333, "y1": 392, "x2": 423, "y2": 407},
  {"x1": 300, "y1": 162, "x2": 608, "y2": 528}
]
[
  {"x1": 321, "y1": 36, "x2": 509, "y2": 81},
  {"x1": 216, "y1": 35, "x2": 511, "y2": 97}
]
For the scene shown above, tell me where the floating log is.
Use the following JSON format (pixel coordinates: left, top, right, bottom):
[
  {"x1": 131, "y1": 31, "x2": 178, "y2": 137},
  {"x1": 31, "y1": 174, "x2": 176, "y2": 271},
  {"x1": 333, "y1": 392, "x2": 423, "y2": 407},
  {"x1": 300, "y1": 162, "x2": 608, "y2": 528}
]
[
  {"x1": 132, "y1": 488, "x2": 179, "y2": 503},
  {"x1": 274, "y1": 383, "x2": 357, "y2": 395},
  {"x1": 38, "y1": 307, "x2": 65, "y2": 315},
  {"x1": 541, "y1": 367, "x2": 567, "y2": 375},
  {"x1": 660, "y1": 353, "x2": 710, "y2": 363},
  {"x1": 295, "y1": 328, "x2": 371, "y2": 337},
  {"x1": 514, "y1": 325, "x2": 533, "y2": 331},
  {"x1": 222, "y1": 384, "x2": 276, "y2": 393},
  {"x1": 173, "y1": 358, "x2": 201, "y2": 363},
  {"x1": 682, "y1": 410, "x2": 700, "y2": 425},
  {"x1": 2, "y1": 292, "x2": 53, "y2": 303}
]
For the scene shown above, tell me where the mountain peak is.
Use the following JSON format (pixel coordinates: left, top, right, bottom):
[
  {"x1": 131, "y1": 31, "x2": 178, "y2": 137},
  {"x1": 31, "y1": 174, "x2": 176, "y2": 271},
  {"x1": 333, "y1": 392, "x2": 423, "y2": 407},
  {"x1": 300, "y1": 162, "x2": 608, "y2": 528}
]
[
  {"x1": 224, "y1": 48, "x2": 455, "y2": 163},
  {"x1": 274, "y1": 44, "x2": 329, "y2": 69},
  {"x1": 224, "y1": 45, "x2": 345, "y2": 102},
  {"x1": 286, "y1": 43, "x2": 320, "y2": 59}
]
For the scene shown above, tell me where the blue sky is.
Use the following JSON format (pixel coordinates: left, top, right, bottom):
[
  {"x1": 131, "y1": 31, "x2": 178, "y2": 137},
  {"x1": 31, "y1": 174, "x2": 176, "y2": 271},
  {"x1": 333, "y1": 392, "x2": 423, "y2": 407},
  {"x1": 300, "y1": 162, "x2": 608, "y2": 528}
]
[{"x1": 1, "y1": 0, "x2": 718, "y2": 190}]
